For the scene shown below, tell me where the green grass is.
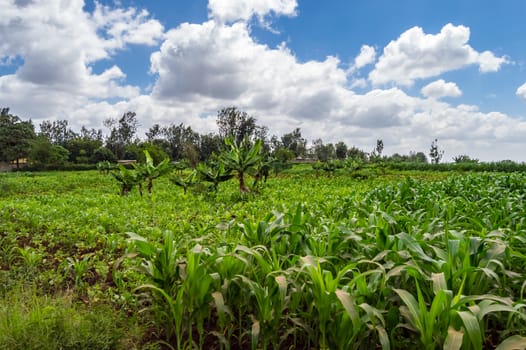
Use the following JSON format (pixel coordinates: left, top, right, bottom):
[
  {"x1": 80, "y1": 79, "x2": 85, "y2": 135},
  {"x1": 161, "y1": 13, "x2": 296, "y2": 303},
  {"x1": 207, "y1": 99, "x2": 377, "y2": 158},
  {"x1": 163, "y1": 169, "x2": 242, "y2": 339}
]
[
  {"x1": 0, "y1": 285, "x2": 139, "y2": 350},
  {"x1": 1, "y1": 169, "x2": 525, "y2": 349}
]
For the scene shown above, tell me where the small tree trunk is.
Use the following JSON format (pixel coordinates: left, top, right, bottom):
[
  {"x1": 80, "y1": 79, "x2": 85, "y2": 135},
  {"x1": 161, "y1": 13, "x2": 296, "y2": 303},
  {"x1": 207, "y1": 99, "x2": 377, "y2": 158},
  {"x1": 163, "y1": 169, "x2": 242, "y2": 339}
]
[
  {"x1": 147, "y1": 178, "x2": 153, "y2": 195},
  {"x1": 121, "y1": 185, "x2": 130, "y2": 196},
  {"x1": 252, "y1": 173, "x2": 260, "y2": 188},
  {"x1": 239, "y1": 172, "x2": 249, "y2": 193}
]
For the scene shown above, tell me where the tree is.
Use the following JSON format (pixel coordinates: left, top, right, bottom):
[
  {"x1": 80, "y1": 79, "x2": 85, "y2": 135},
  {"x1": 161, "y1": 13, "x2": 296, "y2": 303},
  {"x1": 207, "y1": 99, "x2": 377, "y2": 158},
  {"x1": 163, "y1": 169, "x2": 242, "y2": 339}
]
[
  {"x1": 29, "y1": 136, "x2": 70, "y2": 168},
  {"x1": 0, "y1": 108, "x2": 36, "y2": 168},
  {"x1": 281, "y1": 128, "x2": 306, "y2": 158},
  {"x1": 65, "y1": 137, "x2": 103, "y2": 163},
  {"x1": 273, "y1": 148, "x2": 295, "y2": 163},
  {"x1": 347, "y1": 146, "x2": 368, "y2": 161},
  {"x1": 39, "y1": 119, "x2": 76, "y2": 146},
  {"x1": 146, "y1": 123, "x2": 163, "y2": 141},
  {"x1": 409, "y1": 151, "x2": 427, "y2": 163},
  {"x1": 375, "y1": 139, "x2": 384, "y2": 157},
  {"x1": 139, "y1": 142, "x2": 170, "y2": 165},
  {"x1": 453, "y1": 154, "x2": 478, "y2": 163},
  {"x1": 162, "y1": 123, "x2": 199, "y2": 160},
  {"x1": 312, "y1": 138, "x2": 335, "y2": 162},
  {"x1": 429, "y1": 139, "x2": 444, "y2": 164},
  {"x1": 79, "y1": 126, "x2": 103, "y2": 142},
  {"x1": 104, "y1": 111, "x2": 139, "y2": 159},
  {"x1": 198, "y1": 133, "x2": 223, "y2": 161},
  {"x1": 335, "y1": 141, "x2": 348, "y2": 160},
  {"x1": 217, "y1": 107, "x2": 258, "y2": 144},
  {"x1": 220, "y1": 137, "x2": 262, "y2": 193},
  {"x1": 90, "y1": 147, "x2": 117, "y2": 163},
  {"x1": 369, "y1": 139, "x2": 384, "y2": 161}
]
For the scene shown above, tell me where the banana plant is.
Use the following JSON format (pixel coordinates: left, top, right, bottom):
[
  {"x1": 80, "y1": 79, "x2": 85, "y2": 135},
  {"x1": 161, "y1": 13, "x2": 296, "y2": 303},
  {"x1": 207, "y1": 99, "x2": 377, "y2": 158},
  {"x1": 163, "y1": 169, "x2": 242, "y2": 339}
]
[
  {"x1": 250, "y1": 156, "x2": 292, "y2": 190},
  {"x1": 197, "y1": 161, "x2": 234, "y2": 192},
  {"x1": 220, "y1": 137, "x2": 262, "y2": 193},
  {"x1": 169, "y1": 170, "x2": 197, "y2": 194},
  {"x1": 134, "y1": 150, "x2": 171, "y2": 195},
  {"x1": 111, "y1": 164, "x2": 140, "y2": 196}
]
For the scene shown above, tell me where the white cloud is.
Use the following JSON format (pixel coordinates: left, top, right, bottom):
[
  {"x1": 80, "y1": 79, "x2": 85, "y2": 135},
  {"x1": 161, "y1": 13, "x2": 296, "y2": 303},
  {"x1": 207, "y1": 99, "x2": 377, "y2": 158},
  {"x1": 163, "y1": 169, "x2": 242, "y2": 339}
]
[
  {"x1": 0, "y1": 0, "x2": 163, "y2": 124},
  {"x1": 369, "y1": 23, "x2": 508, "y2": 86},
  {"x1": 477, "y1": 51, "x2": 508, "y2": 73},
  {"x1": 516, "y1": 82, "x2": 526, "y2": 100},
  {"x1": 91, "y1": 4, "x2": 165, "y2": 47},
  {"x1": 421, "y1": 79, "x2": 462, "y2": 99},
  {"x1": 147, "y1": 17, "x2": 526, "y2": 162},
  {"x1": 352, "y1": 45, "x2": 376, "y2": 70},
  {"x1": 1, "y1": 2, "x2": 526, "y2": 162},
  {"x1": 350, "y1": 78, "x2": 368, "y2": 89},
  {"x1": 150, "y1": 20, "x2": 348, "y2": 123},
  {"x1": 208, "y1": 0, "x2": 297, "y2": 23}
]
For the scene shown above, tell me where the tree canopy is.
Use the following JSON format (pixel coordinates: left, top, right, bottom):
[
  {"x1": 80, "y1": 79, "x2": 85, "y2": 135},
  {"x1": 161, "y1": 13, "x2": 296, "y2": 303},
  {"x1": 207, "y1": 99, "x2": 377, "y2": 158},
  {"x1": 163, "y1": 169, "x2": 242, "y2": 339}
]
[{"x1": 0, "y1": 108, "x2": 36, "y2": 168}]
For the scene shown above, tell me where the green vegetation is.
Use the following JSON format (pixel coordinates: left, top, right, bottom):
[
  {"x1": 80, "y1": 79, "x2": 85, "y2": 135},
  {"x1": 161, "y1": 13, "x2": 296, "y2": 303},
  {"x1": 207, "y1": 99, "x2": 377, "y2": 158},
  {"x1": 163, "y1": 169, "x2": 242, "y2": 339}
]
[{"x1": 1, "y1": 167, "x2": 526, "y2": 349}]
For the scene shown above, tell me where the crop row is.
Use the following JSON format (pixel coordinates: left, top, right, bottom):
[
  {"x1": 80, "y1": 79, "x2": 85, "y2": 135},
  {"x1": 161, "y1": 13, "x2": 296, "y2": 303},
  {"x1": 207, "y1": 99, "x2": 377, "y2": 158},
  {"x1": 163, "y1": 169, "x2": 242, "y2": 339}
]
[
  {"x1": 1, "y1": 170, "x2": 525, "y2": 349},
  {"x1": 126, "y1": 173, "x2": 526, "y2": 349}
]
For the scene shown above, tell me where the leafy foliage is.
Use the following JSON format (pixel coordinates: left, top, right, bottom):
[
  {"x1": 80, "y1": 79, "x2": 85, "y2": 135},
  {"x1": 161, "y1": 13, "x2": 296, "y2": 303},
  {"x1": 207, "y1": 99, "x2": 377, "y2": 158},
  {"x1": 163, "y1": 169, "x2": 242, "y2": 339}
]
[
  {"x1": 220, "y1": 136, "x2": 262, "y2": 193},
  {"x1": 0, "y1": 108, "x2": 36, "y2": 168},
  {"x1": 2, "y1": 169, "x2": 526, "y2": 349}
]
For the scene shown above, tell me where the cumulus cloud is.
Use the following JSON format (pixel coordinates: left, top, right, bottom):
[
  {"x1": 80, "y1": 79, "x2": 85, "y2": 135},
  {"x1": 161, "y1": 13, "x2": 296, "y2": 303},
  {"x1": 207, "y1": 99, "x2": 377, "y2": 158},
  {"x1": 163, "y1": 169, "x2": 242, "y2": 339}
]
[
  {"x1": 208, "y1": 0, "x2": 297, "y2": 23},
  {"x1": 516, "y1": 82, "x2": 526, "y2": 100},
  {"x1": 369, "y1": 23, "x2": 508, "y2": 86},
  {"x1": 421, "y1": 79, "x2": 462, "y2": 99},
  {"x1": 351, "y1": 45, "x2": 376, "y2": 70},
  {"x1": 2, "y1": 1, "x2": 526, "y2": 162},
  {"x1": 91, "y1": 3, "x2": 165, "y2": 48},
  {"x1": 339, "y1": 88, "x2": 417, "y2": 128},
  {"x1": 0, "y1": 0, "x2": 163, "y2": 125},
  {"x1": 150, "y1": 20, "x2": 348, "y2": 123}
]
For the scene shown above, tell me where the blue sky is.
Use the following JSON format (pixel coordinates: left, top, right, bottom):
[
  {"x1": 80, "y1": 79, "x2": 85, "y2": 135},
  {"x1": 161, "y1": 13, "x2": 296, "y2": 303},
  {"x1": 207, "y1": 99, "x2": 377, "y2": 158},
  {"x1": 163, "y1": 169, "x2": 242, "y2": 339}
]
[{"x1": 1, "y1": 0, "x2": 526, "y2": 161}]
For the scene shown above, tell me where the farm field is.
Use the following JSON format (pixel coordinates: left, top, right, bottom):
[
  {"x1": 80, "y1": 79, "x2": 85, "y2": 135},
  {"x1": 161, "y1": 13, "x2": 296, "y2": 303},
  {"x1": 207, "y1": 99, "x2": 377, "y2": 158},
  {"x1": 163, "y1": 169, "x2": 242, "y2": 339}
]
[{"x1": 1, "y1": 169, "x2": 526, "y2": 349}]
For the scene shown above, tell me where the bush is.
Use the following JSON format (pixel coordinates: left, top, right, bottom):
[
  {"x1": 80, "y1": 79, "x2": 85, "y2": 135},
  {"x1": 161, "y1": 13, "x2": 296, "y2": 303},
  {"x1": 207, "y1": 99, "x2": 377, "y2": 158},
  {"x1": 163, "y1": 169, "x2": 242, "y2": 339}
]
[{"x1": 90, "y1": 147, "x2": 117, "y2": 163}]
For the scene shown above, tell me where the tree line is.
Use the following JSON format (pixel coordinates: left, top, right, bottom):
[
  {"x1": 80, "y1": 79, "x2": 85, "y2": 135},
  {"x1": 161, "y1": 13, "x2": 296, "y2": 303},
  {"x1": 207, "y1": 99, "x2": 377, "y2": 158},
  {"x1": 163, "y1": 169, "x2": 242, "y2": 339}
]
[{"x1": 1, "y1": 106, "x2": 443, "y2": 170}]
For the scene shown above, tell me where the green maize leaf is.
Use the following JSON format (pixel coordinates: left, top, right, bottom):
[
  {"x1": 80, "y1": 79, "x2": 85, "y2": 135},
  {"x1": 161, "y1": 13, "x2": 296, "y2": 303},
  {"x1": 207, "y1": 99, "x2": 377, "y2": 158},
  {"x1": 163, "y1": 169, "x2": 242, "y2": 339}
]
[
  {"x1": 393, "y1": 288, "x2": 424, "y2": 331},
  {"x1": 476, "y1": 302, "x2": 521, "y2": 321},
  {"x1": 359, "y1": 303, "x2": 385, "y2": 326},
  {"x1": 335, "y1": 289, "x2": 359, "y2": 330},
  {"x1": 457, "y1": 294, "x2": 514, "y2": 307},
  {"x1": 377, "y1": 325, "x2": 390, "y2": 350},
  {"x1": 457, "y1": 310, "x2": 482, "y2": 350},
  {"x1": 397, "y1": 232, "x2": 436, "y2": 263},
  {"x1": 429, "y1": 289, "x2": 449, "y2": 323}
]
